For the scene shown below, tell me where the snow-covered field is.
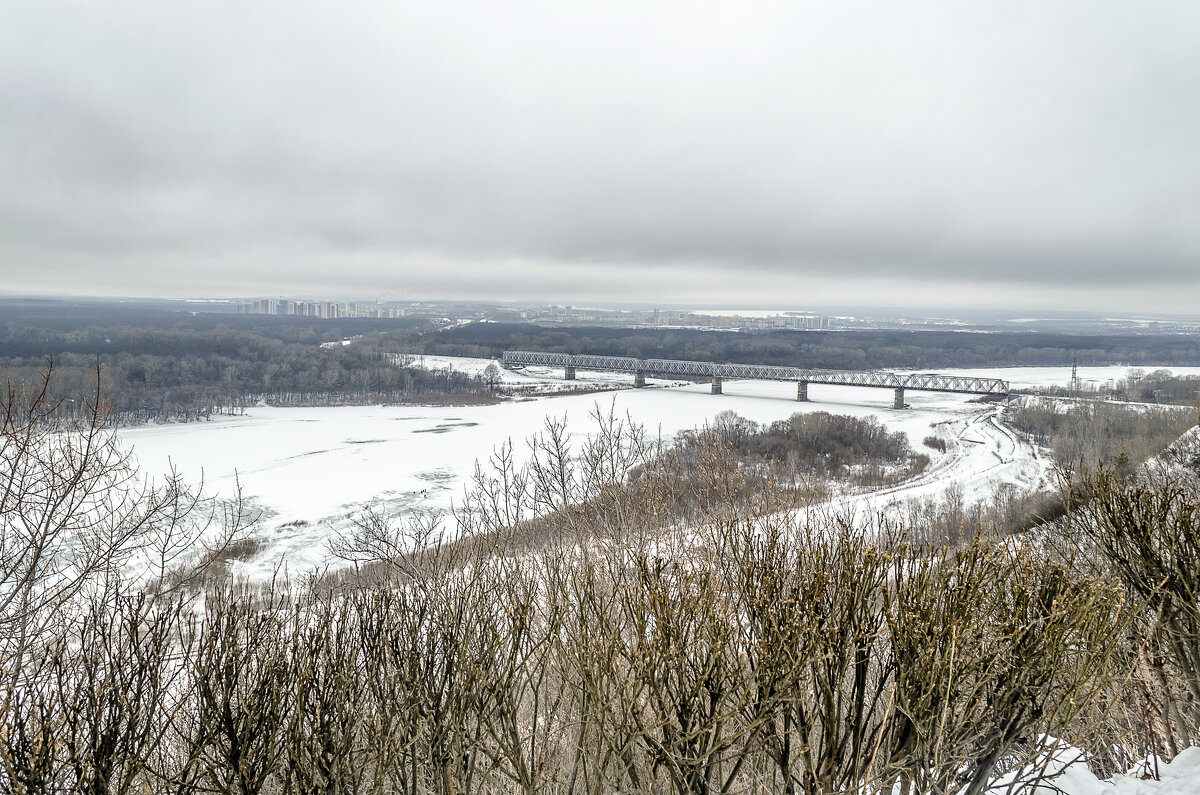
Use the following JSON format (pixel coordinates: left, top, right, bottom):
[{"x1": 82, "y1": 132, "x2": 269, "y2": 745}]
[
  {"x1": 118, "y1": 359, "x2": 1151, "y2": 576},
  {"x1": 121, "y1": 362, "x2": 1199, "y2": 578},
  {"x1": 406, "y1": 353, "x2": 691, "y2": 393},
  {"x1": 939, "y1": 365, "x2": 1200, "y2": 392}
]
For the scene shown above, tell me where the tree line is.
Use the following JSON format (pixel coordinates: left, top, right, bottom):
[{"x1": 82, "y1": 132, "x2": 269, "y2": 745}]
[
  {"x1": 674, "y1": 409, "x2": 928, "y2": 489},
  {"x1": 0, "y1": 333, "x2": 497, "y2": 425},
  {"x1": 5, "y1": 299, "x2": 1200, "y2": 425},
  {"x1": 424, "y1": 322, "x2": 1200, "y2": 369},
  {"x1": 1110, "y1": 369, "x2": 1200, "y2": 406},
  {"x1": 1006, "y1": 398, "x2": 1195, "y2": 475}
]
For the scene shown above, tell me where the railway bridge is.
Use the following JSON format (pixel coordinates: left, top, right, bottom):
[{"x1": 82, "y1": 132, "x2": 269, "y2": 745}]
[{"x1": 501, "y1": 351, "x2": 1009, "y2": 408}]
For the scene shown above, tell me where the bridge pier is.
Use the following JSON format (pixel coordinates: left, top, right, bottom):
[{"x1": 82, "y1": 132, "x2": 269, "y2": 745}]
[
  {"x1": 893, "y1": 387, "x2": 905, "y2": 409},
  {"x1": 634, "y1": 371, "x2": 646, "y2": 388},
  {"x1": 797, "y1": 381, "x2": 808, "y2": 402},
  {"x1": 564, "y1": 365, "x2": 576, "y2": 380},
  {"x1": 711, "y1": 376, "x2": 723, "y2": 395}
]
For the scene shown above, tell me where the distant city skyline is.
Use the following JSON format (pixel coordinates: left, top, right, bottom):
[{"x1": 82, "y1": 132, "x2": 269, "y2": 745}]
[
  {"x1": 2, "y1": 2, "x2": 1198, "y2": 314},
  {"x1": 8, "y1": 288, "x2": 1200, "y2": 327}
]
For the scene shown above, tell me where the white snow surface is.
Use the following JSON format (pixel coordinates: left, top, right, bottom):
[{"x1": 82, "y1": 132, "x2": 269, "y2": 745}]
[
  {"x1": 120, "y1": 362, "x2": 1198, "y2": 579},
  {"x1": 1029, "y1": 747, "x2": 1200, "y2": 794},
  {"x1": 938, "y1": 365, "x2": 1200, "y2": 391},
  {"x1": 406, "y1": 354, "x2": 688, "y2": 393}
]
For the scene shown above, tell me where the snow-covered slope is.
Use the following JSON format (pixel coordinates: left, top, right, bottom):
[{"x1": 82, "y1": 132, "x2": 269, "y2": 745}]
[
  {"x1": 1033, "y1": 748, "x2": 1200, "y2": 794},
  {"x1": 856, "y1": 403, "x2": 1051, "y2": 514}
]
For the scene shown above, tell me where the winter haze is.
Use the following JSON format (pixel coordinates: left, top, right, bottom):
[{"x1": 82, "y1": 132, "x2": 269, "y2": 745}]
[{"x1": 1, "y1": 1, "x2": 1197, "y2": 311}]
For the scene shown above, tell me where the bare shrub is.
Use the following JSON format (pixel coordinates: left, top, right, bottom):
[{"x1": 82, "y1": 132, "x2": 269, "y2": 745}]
[
  {"x1": 882, "y1": 538, "x2": 1127, "y2": 795},
  {"x1": 1007, "y1": 397, "x2": 1193, "y2": 474},
  {"x1": 0, "y1": 367, "x2": 1169, "y2": 793},
  {"x1": 1068, "y1": 464, "x2": 1200, "y2": 756}
]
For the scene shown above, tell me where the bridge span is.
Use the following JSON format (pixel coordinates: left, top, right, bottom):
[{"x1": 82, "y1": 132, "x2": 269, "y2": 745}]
[{"x1": 501, "y1": 351, "x2": 1009, "y2": 408}]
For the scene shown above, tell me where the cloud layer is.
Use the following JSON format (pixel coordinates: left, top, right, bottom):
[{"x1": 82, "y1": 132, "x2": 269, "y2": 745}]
[{"x1": 2, "y1": 2, "x2": 1198, "y2": 311}]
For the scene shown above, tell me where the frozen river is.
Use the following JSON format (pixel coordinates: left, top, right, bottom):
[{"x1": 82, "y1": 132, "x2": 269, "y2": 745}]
[{"x1": 121, "y1": 362, "x2": 1192, "y2": 576}]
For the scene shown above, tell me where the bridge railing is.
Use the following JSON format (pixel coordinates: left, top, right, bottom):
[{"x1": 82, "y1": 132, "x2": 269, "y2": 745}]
[{"x1": 501, "y1": 351, "x2": 1009, "y2": 395}]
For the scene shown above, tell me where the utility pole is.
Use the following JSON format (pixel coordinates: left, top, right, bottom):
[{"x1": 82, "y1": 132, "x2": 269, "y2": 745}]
[{"x1": 1071, "y1": 352, "x2": 1078, "y2": 397}]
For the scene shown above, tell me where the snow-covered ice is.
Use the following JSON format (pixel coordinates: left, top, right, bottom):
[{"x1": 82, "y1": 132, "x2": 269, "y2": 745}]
[{"x1": 119, "y1": 361, "x2": 1197, "y2": 577}]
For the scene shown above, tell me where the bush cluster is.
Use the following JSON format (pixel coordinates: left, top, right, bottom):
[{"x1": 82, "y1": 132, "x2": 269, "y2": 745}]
[
  {"x1": 3, "y1": 370, "x2": 1200, "y2": 793},
  {"x1": 1, "y1": 523, "x2": 1131, "y2": 794},
  {"x1": 1006, "y1": 398, "x2": 1193, "y2": 474},
  {"x1": 675, "y1": 410, "x2": 927, "y2": 490}
]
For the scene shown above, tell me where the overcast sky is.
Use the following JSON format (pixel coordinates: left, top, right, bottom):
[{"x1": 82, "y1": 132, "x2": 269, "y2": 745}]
[{"x1": 1, "y1": 2, "x2": 1198, "y2": 313}]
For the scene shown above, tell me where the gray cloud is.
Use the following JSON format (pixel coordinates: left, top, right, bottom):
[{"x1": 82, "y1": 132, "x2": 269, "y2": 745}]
[{"x1": 2, "y1": 1, "x2": 1199, "y2": 311}]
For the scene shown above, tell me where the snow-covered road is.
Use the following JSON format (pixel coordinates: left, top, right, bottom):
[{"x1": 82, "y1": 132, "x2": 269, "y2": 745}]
[{"x1": 856, "y1": 405, "x2": 1052, "y2": 513}]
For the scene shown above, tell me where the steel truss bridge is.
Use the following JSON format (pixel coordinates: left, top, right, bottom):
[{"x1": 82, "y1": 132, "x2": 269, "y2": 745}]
[{"x1": 501, "y1": 350, "x2": 1008, "y2": 407}]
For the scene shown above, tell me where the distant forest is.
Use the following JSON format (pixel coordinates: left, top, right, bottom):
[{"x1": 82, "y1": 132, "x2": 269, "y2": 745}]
[
  {"x1": 3, "y1": 298, "x2": 1200, "y2": 424},
  {"x1": 0, "y1": 300, "x2": 494, "y2": 424},
  {"x1": 425, "y1": 322, "x2": 1200, "y2": 369}
]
